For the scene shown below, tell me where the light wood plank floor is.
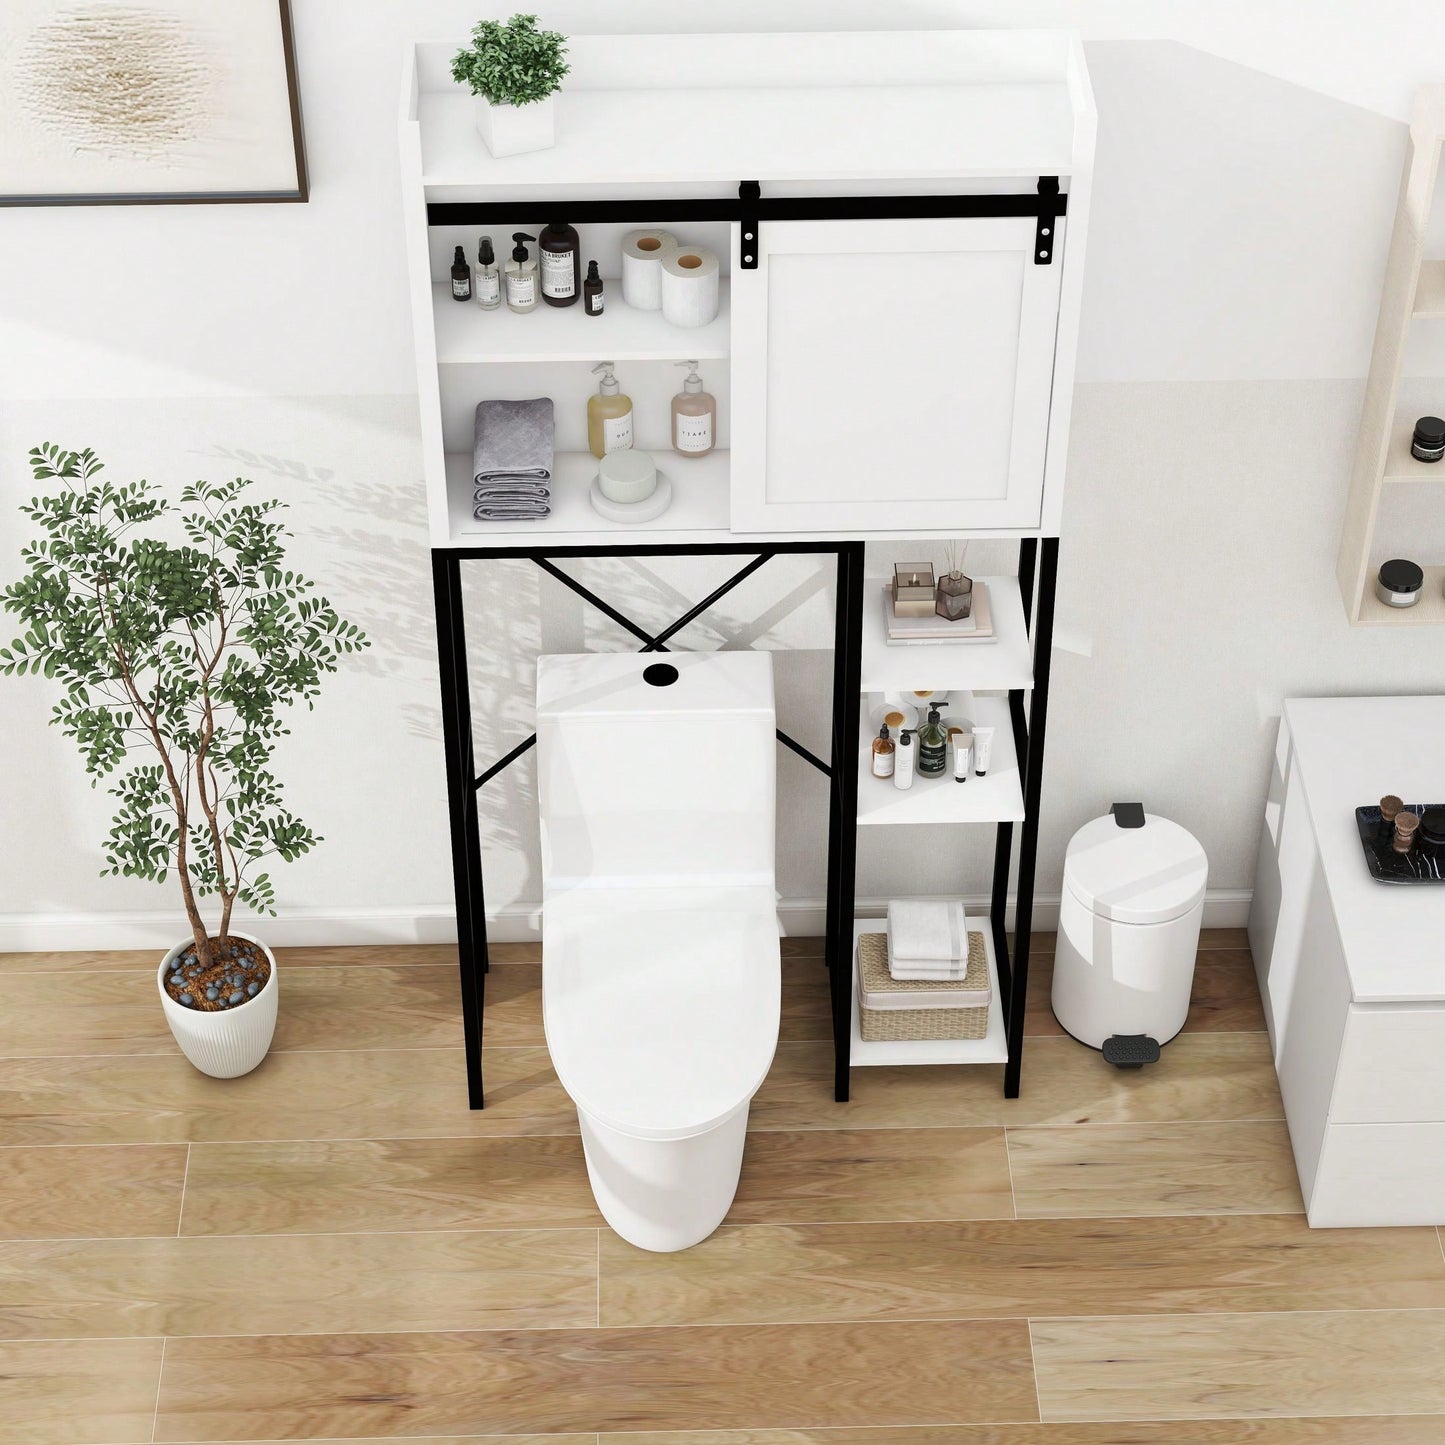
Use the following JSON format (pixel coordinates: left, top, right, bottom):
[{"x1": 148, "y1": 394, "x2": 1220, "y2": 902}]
[{"x1": 2, "y1": 930, "x2": 1442, "y2": 1444}]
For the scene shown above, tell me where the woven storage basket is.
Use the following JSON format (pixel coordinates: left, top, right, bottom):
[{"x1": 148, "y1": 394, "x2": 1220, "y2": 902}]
[{"x1": 857, "y1": 931, "x2": 990, "y2": 1041}]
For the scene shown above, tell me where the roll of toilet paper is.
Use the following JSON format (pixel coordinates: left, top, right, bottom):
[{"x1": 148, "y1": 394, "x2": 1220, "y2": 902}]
[
  {"x1": 660, "y1": 245, "x2": 721, "y2": 329},
  {"x1": 621, "y1": 230, "x2": 677, "y2": 310}
]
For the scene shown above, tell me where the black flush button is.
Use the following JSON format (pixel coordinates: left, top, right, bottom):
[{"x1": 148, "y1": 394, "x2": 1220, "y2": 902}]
[
  {"x1": 1111, "y1": 802, "x2": 1145, "y2": 829},
  {"x1": 643, "y1": 663, "x2": 679, "y2": 687}
]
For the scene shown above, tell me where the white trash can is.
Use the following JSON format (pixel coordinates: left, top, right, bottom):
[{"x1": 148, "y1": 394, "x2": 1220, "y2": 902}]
[{"x1": 1052, "y1": 806, "x2": 1208, "y2": 1063}]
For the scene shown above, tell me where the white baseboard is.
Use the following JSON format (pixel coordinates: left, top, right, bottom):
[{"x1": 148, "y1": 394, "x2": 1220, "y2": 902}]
[{"x1": 0, "y1": 889, "x2": 1254, "y2": 953}]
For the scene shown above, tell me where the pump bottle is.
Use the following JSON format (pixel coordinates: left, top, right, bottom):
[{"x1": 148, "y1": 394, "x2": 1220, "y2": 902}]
[
  {"x1": 504, "y1": 233, "x2": 538, "y2": 313},
  {"x1": 587, "y1": 362, "x2": 634, "y2": 458},
  {"x1": 538, "y1": 220, "x2": 581, "y2": 306},
  {"x1": 474, "y1": 235, "x2": 500, "y2": 310},
  {"x1": 671, "y1": 360, "x2": 716, "y2": 457},
  {"x1": 450, "y1": 245, "x2": 471, "y2": 302}
]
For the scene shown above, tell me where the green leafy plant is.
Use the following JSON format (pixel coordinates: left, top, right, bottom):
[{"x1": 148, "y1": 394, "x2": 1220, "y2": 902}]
[
  {"x1": 1, "y1": 445, "x2": 369, "y2": 969},
  {"x1": 450, "y1": 13, "x2": 569, "y2": 107}
]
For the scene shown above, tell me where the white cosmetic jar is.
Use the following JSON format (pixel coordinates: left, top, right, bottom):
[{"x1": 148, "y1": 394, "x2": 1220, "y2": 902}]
[{"x1": 597, "y1": 449, "x2": 657, "y2": 505}]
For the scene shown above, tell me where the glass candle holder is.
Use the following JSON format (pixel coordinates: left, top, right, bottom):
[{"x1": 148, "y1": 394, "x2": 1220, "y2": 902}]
[
  {"x1": 892, "y1": 562, "x2": 935, "y2": 605},
  {"x1": 935, "y1": 570, "x2": 973, "y2": 621}
]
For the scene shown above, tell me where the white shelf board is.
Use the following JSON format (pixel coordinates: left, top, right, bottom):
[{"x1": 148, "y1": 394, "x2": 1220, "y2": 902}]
[
  {"x1": 1382, "y1": 418, "x2": 1445, "y2": 483},
  {"x1": 446, "y1": 449, "x2": 730, "y2": 546},
  {"x1": 1354, "y1": 564, "x2": 1445, "y2": 626},
  {"x1": 857, "y1": 695, "x2": 1022, "y2": 825},
  {"x1": 1413, "y1": 259, "x2": 1445, "y2": 318},
  {"x1": 850, "y1": 918, "x2": 1008, "y2": 1067},
  {"x1": 859, "y1": 576, "x2": 1033, "y2": 692},
  {"x1": 431, "y1": 281, "x2": 729, "y2": 364},
  {"x1": 419, "y1": 87, "x2": 1076, "y2": 193}
]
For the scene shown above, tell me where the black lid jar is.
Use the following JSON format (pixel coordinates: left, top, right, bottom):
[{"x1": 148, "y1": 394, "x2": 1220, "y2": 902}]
[
  {"x1": 1412, "y1": 416, "x2": 1445, "y2": 462},
  {"x1": 1421, "y1": 808, "x2": 1445, "y2": 849},
  {"x1": 1376, "y1": 558, "x2": 1424, "y2": 607}
]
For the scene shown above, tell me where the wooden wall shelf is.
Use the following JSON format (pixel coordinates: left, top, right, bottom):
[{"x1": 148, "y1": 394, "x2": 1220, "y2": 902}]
[{"x1": 1337, "y1": 87, "x2": 1445, "y2": 625}]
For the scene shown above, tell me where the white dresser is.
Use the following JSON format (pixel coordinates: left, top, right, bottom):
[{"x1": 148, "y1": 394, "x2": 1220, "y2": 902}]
[{"x1": 1250, "y1": 695, "x2": 1445, "y2": 1227}]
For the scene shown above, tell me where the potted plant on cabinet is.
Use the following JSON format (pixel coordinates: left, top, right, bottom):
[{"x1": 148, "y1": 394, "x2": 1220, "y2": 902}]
[
  {"x1": 451, "y1": 13, "x2": 570, "y2": 158},
  {"x1": 1, "y1": 445, "x2": 368, "y2": 1077}
]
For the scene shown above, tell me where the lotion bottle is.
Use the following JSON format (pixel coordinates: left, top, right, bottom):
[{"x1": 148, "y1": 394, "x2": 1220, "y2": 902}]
[
  {"x1": 671, "y1": 360, "x2": 716, "y2": 458},
  {"x1": 474, "y1": 235, "x2": 500, "y2": 310},
  {"x1": 893, "y1": 730, "x2": 915, "y2": 790},
  {"x1": 538, "y1": 220, "x2": 581, "y2": 306},
  {"x1": 504, "y1": 233, "x2": 538, "y2": 313},
  {"x1": 587, "y1": 362, "x2": 634, "y2": 458}
]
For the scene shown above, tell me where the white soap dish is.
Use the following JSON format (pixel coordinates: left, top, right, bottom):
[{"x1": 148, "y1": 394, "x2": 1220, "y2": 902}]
[{"x1": 589, "y1": 472, "x2": 673, "y2": 524}]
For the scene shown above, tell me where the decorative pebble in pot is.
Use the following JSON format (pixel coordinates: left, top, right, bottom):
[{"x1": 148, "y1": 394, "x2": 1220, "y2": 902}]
[{"x1": 157, "y1": 931, "x2": 278, "y2": 1078}]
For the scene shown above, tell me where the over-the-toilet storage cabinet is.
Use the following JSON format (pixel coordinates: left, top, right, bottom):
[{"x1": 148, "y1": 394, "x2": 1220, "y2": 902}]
[{"x1": 401, "y1": 30, "x2": 1095, "y2": 1106}]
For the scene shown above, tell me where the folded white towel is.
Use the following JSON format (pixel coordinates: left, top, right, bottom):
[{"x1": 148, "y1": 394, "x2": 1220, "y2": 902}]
[
  {"x1": 888, "y1": 899, "x2": 968, "y2": 964},
  {"x1": 889, "y1": 960, "x2": 970, "y2": 982}
]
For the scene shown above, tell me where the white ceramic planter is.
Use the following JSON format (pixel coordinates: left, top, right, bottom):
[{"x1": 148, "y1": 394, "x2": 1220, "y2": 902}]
[
  {"x1": 474, "y1": 94, "x2": 555, "y2": 157},
  {"x1": 158, "y1": 931, "x2": 278, "y2": 1078}
]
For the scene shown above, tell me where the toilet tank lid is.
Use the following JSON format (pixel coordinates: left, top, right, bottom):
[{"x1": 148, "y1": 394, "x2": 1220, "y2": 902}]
[
  {"x1": 537, "y1": 651, "x2": 774, "y2": 720},
  {"x1": 1063, "y1": 813, "x2": 1208, "y2": 925}
]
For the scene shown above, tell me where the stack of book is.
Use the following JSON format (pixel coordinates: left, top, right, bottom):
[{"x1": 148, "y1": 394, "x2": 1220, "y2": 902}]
[{"x1": 883, "y1": 580, "x2": 996, "y2": 647}]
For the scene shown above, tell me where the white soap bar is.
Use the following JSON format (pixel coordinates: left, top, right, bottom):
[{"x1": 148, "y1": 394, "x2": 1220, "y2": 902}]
[{"x1": 597, "y1": 449, "x2": 657, "y2": 504}]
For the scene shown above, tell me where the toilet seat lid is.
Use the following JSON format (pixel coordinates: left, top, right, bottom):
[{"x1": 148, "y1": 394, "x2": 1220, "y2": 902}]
[{"x1": 542, "y1": 885, "x2": 781, "y2": 1141}]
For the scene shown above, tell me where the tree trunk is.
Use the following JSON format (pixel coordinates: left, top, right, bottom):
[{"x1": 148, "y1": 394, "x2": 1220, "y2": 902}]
[{"x1": 174, "y1": 828, "x2": 213, "y2": 967}]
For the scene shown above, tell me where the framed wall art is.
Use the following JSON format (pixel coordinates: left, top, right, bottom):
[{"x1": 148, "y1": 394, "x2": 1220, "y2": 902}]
[{"x1": 0, "y1": 0, "x2": 307, "y2": 205}]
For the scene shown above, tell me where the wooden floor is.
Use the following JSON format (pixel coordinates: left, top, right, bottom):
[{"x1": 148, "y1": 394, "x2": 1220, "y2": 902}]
[{"x1": 2, "y1": 932, "x2": 1444, "y2": 1443}]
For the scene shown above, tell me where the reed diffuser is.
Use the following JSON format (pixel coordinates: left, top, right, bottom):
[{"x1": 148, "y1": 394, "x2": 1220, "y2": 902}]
[{"x1": 935, "y1": 541, "x2": 973, "y2": 621}]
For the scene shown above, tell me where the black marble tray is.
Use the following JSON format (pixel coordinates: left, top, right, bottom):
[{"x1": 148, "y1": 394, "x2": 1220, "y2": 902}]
[{"x1": 1355, "y1": 804, "x2": 1445, "y2": 883}]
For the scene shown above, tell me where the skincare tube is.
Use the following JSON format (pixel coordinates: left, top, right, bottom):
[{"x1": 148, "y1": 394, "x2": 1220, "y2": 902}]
[
  {"x1": 973, "y1": 725, "x2": 995, "y2": 777},
  {"x1": 951, "y1": 730, "x2": 973, "y2": 782}
]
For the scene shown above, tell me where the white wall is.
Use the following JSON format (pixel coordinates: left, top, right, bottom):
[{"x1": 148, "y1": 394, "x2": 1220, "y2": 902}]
[{"x1": 3, "y1": 2, "x2": 1445, "y2": 947}]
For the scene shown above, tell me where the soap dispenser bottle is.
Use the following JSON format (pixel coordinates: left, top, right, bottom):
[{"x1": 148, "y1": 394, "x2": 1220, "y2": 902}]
[
  {"x1": 671, "y1": 360, "x2": 716, "y2": 458},
  {"x1": 474, "y1": 235, "x2": 500, "y2": 310},
  {"x1": 538, "y1": 220, "x2": 581, "y2": 306},
  {"x1": 587, "y1": 362, "x2": 634, "y2": 458},
  {"x1": 917, "y1": 706, "x2": 948, "y2": 777},
  {"x1": 504, "y1": 233, "x2": 538, "y2": 313}
]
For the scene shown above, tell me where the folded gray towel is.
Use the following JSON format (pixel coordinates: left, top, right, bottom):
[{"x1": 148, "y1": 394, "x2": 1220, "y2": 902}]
[
  {"x1": 474, "y1": 481, "x2": 551, "y2": 521},
  {"x1": 473, "y1": 398, "x2": 553, "y2": 487}
]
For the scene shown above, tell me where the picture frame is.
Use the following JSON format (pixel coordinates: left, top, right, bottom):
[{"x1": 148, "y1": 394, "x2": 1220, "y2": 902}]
[{"x1": 0, "y1": 0, "x2": 308, "y2": 206}]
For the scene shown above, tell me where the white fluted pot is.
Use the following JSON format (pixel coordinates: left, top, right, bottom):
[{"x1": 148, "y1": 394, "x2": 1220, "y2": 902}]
[{"x1": 157, "y1": 932, "x2": 278, "y2": 1078}]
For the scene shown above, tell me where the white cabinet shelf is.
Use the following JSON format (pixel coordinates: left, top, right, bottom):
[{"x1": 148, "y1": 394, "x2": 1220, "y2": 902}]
[
  {"x1": 447, "y1": 450, "x2": 731, "y2": 545},
  {"x1": 859, "y1": 576, "x2": 1033, "y2": 692},
  {"x1": 857, "y1": 695, "x2": 1022, "y2": 825},
  {"x1": 412, "y1": 31, "x2": 1087, "y2": 197},
  {"x1": 849, "y1": 918, "x2": 1008, "y2": 1066},
  {"x1": 432, "y1": 281, "x2": 730, "y2": 364}
]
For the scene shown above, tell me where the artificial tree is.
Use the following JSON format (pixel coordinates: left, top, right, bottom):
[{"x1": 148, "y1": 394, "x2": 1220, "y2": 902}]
[
  {"x1": 450, "y1": 12, "x2": 570, "y2": 107},
  {"x1": 1, "y1": 445, "x2": 368, "y2": 968}
]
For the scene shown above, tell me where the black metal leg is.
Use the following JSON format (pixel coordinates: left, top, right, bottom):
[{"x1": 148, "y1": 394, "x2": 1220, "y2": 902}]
[
  {"x1": 1005, "y1": 538, "x2": 1059, "y2": 1099},
  {"x1": 432, "y1": 552, "x2": 488, "y2": 1110},
  {"x1": 825, "y1": 542, "x2": 866, "y2": 1103},
  {"x1": 990, "y1": 820, "x2": 1015, "y2": 1010}
]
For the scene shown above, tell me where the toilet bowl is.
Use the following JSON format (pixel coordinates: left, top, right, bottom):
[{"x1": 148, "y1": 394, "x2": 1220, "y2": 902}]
[{"x1": 536, "y1": 651, "x2": 781, "y2": 1252}]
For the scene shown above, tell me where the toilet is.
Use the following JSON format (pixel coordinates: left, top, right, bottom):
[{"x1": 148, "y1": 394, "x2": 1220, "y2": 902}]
[{"x1": 535, "y1": 650, "x2": 781, "y2": 1252}]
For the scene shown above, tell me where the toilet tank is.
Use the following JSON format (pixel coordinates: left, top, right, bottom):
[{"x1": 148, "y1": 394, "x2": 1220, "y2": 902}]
[{"x1": 537, "y1": 651, "x2": 776, "y2": 890}]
